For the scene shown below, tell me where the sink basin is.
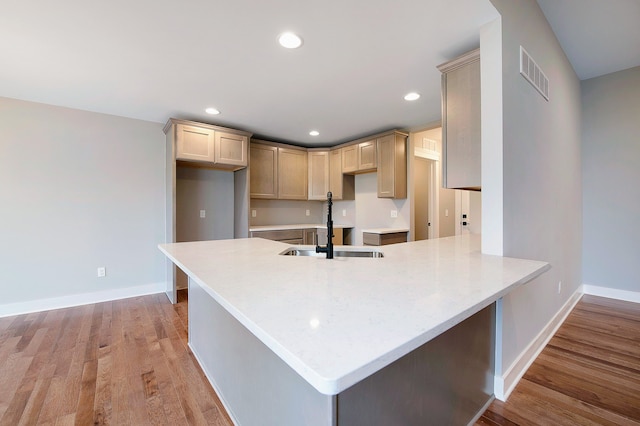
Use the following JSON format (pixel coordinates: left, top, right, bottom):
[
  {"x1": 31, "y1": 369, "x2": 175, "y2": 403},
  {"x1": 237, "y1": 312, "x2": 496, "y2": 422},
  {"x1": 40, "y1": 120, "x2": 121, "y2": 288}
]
[{"x1": 279, "y1": 247, "x2": 384, "y2": 258}]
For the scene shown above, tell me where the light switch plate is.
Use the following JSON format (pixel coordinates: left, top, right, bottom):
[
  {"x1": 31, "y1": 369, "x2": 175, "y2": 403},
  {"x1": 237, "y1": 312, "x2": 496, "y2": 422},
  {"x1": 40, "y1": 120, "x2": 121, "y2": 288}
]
[
  {"x1": 391, "y1": 210, "x2": 398, "y2": 218},
  {"x1": 200, "y1": 210, "x2": 206, "y2": 218},
  {"x1": 251, "y1": 209, "x2": 257, "y2": 218}
]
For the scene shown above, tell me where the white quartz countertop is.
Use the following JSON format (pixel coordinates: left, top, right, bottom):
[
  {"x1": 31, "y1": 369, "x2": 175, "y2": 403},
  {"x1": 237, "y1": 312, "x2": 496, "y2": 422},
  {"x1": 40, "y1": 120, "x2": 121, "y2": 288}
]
[
  {"x1": 361, "y1": 228, "x2": 410, "y2": 234},
  {"x1": 250, "y1": 224, "x2": 353, "y2": 232},
  {"x1": 158, "y1": 235, "x2": 549, "y2": 395}
]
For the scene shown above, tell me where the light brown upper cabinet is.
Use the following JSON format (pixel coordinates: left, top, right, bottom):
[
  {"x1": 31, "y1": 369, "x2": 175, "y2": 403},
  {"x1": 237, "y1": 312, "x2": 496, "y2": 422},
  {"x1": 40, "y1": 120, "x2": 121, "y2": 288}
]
[
  {"x1": 167, "y1": 119, "x2": 249, "y2": 171},
  {"x1": 308, "y1": 150, "x2": 329, "y2": 201},
  {"x1": 278, "y1": 147, "x2": 308, "y2": 200},
  {"x1": 329, "y1": 149, "x2": 355, "y2": 200},
  {"x1": 357, "y1": 140, "x2": 377, "y2": 171},
  {"x1": 342, "y1": 140, "x2": 377, "y2": 173},
  {"x1": 215, "y1": 131, "x2": 248, "y2": 168},
  {"x1": 250, "y1": 141, "x2": 307, "y2": 200},
  {"x1": 250, "y1": 143, "x2": 278, "y2": 199},
  {"x1": 437, "y1": 48, "x2": 481, "y2": 190},
  {"x1": 377, "y1": 133, "x2": 407, "y2": 198}
]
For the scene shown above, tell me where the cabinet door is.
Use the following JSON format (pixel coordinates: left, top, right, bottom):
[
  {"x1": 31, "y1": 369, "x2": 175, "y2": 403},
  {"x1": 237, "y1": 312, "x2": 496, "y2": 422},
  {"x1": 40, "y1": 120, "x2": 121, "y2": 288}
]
[
  {"x1": 377, "y1": 134, "x2": 407, "y2": 199},
  {"x1": 357, "y1": 140, "x2": 377, "y2": 170},
  {"x1": 442, "y1": 53, "x2": 481, "y2": 190},
  {"x1": 329, "y1": 149, "x2": 344, "y2": 199},
  {"x1": 308, "y1": 151, "x2": 329, "y2": 200},
  {"x1": 278, "y1": 147, "x2": 308, "y2": 200},
  {"x1": 342, "y1": 145, "x2": 358, "y2": 173},
  {"x1": 329, "y1": 149, "x2": 354, "y2": 200},
  {"x1": 250, "y1": 144, "x2": 278, "y2": 199},
  {"x1": 176, "y1": 124, "x2": 215, "y2": 162},
  {"x1": 303, "y1": 228, "x2": 317, "y2": 245},
  {"x1": 215, "y1": 131, "x2": 247, "y2": 167}
]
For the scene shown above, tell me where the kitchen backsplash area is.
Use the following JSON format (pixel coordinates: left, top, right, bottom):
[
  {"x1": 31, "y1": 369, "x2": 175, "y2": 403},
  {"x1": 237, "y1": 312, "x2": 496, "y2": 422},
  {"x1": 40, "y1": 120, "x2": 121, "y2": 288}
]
[
  {"x1": 250, "y1": 199, "x2": 325, "y2": 226},
  {"x1": 250, "y1": 173, "x2": 409, "y2": 245},
  {"x1": 334, "y1": 173, "x2": 409, "y2": 245}
]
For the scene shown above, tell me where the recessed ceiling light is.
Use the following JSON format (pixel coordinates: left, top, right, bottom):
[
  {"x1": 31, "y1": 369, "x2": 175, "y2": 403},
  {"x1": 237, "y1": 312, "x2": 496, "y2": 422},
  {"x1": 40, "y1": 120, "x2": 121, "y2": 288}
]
[
  {"x1": 404, "y1": 92, "x2": 420, "y2": 101},
  {"x1": 205, "y1": 107, "x2": 220, "y2": 115},
  {"x1": 278, "y1": 32, "x2": 303, "y2": 49},
  {"x1": 309, "y1": 130, "x2": 319, "y2": 136}
]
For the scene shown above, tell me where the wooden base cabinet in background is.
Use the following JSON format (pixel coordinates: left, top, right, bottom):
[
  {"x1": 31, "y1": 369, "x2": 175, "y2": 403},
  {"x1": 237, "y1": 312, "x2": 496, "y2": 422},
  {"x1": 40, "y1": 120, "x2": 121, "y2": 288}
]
[{"x1": 363, "y1": 231, "x2": 408, "y2": 246}]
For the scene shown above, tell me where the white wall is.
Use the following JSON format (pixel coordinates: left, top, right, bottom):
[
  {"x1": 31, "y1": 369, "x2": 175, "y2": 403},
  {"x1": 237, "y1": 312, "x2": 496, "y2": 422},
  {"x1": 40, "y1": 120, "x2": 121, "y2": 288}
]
[
  {"x1": 488, "y1": 0, "x2": 583, "y2": 394},
  {"x1": 249, "y1": 199, "x2": 324, "y2": 226},
  {"x1": 177, "y1": 165, "x2": 235, "y2": 241},
  {"x1": 334, "y1": 173, "x2": 410, "y2": 245},
  {"x1": 0, "y1": 97, "x2": 166, "y2": 316},
  {"x1": 582, "y1": 66, "x2": 640, "y2": 294}
]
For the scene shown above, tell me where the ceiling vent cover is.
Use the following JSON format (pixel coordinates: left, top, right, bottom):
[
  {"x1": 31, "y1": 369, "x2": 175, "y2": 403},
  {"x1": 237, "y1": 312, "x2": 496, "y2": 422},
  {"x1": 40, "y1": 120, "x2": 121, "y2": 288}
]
[{"x1": 520, "y1": 46, "x2": 549, "y2": 101}]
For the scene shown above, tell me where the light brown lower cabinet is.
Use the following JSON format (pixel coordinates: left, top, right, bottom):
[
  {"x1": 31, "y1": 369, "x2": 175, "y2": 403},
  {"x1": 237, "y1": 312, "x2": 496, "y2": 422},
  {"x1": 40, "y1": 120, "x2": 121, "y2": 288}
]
[
  {"x1": 249, "y1": 228, "x2": 316, "y2": 245},
  {"x1": 363, "y1": 231, "x2": 408, "y2": 246},
  {"x1": 316, "y1": 228, "x2": 344, "y2": 246}
]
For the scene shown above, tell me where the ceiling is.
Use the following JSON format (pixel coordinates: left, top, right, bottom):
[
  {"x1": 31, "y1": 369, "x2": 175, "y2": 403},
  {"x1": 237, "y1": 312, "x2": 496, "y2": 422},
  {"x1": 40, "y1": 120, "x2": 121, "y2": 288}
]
[
  {"x1": 1, "y1": 1, "x2": 638, "y2": 147},
  {"x1": 537, "y1": 0, "x2": 640, "y2": 81}
]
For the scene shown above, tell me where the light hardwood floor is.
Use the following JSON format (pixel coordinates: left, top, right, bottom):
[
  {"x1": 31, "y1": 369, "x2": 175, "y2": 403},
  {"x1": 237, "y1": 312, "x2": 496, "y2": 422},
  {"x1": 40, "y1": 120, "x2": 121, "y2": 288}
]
[
  {"x1": 1, "y1": 292, "x2": 638, "y2": 425},
  {"x1": 0, "y1": 290, "x2": 232, "y2": 425},
  {"x1": 477, "y1": 294, "x2": 640, "y2": 425}
]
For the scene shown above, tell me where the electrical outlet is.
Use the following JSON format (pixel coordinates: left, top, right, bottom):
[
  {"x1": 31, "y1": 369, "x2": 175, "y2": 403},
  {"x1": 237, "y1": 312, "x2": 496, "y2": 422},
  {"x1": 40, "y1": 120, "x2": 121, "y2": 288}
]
[
  {"x1": 305, "y1": 209, "x2": 310, "y2": 216},
  {"x1": 445, "y1": 209, "x2": 449, "y2": 217},
  {"x1": 342, "y1": 209, "x2": 347, "y2": 217},
  {"x1": 97, "y1": 267, "x2": 106, "y2": 278},
  {"x1": 558, "y1": 281, "x2": 562, "y2": 294},
  {"x1": 391, "y1": 210, "x2": 398, "y2": 218},
  {"x1": 251, "y1": 209, "x2": 257, "y2": 218},
  {"x1": 200, "y1": 210, "x2": 206, "y2": 218}
]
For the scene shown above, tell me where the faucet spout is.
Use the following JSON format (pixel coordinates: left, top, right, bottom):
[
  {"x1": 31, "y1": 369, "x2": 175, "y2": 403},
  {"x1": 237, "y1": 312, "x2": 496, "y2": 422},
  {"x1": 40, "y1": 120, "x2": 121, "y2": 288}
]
[{"x1": 315, "y1": 192, "x2": 334, "y2": 259}]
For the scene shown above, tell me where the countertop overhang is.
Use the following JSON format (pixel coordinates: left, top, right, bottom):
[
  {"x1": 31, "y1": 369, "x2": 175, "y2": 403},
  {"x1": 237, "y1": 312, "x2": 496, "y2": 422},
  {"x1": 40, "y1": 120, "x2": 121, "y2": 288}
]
[{"x1": 159, "y1": 235, "x2": 549, "y2": 395}]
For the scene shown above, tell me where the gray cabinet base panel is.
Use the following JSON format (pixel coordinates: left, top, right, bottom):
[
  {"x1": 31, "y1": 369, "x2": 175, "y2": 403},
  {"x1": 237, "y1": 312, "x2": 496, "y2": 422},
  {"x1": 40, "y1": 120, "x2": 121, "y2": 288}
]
[
  {"x1": 189, "y1": 277, "x2": 493, "y2": 425},
  {"x1": 189, "y1": 279, "x2": 335, "y2": 426},
  {"x1": 337, "y1": 303, "x2": 494, "y2": 425}
]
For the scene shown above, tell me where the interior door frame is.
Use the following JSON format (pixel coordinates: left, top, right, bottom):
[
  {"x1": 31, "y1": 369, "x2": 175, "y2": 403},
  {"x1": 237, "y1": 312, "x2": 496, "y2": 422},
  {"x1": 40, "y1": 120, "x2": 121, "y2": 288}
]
[{"x1": 410, "y1": 127, "x2": 441, "y2": 241}]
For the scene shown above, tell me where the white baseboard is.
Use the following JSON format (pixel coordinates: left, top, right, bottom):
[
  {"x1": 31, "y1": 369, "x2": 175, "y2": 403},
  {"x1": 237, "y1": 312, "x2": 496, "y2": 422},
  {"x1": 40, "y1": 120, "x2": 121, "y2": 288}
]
[
  {"x1": 0, "y1": 282, "x2": 166, "y2": 318},
  {"x1": 494, "y1": 288, "x2": 583, "y2": 401},
  {"x1": 582, "y1": 284, "x2": 640, "y2": 303}
]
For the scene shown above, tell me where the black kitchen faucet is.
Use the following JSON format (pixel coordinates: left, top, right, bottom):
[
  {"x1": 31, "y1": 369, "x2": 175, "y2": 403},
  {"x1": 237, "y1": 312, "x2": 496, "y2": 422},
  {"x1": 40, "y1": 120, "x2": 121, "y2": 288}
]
[{"x1": 316, "y1": 192, "x2": 334, "y2": 259}]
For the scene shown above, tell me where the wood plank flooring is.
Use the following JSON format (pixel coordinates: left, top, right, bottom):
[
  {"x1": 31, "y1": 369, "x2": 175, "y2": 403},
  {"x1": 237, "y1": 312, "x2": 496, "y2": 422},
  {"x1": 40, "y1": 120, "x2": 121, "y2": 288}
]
[
  {"x1": 0, "y1": 290, "x2": 233, "y2": 425},
  {"x1": 478, "y1": 295, "x2": 640, "y2": 425},
  {"x1": 1, "y1": 292, "x2": 638, "y2": 425}
]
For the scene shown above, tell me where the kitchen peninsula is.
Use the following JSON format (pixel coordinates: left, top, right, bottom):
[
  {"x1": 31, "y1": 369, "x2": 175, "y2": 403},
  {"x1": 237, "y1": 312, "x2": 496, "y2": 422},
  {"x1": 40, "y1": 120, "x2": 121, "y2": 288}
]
[{"x1": 159, "y1": 235, "x2": 549, "y2": 425}]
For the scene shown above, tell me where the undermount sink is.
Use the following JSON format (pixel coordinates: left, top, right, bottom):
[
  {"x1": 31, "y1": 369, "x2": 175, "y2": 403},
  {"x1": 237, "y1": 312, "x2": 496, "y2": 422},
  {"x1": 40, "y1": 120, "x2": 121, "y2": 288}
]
[{"x1": 279, "y1": 247, "x2": 384, "y2": 258}]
